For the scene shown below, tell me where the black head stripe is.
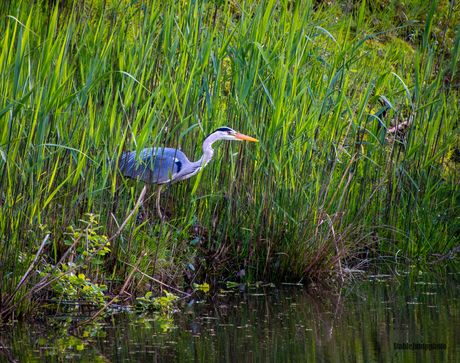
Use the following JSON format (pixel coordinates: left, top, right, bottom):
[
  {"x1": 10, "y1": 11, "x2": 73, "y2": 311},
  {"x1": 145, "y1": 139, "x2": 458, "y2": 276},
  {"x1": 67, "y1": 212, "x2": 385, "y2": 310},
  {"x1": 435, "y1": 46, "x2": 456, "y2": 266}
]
[{"x1": 212, "y1": 127, "x2": 234, "y2": 134}]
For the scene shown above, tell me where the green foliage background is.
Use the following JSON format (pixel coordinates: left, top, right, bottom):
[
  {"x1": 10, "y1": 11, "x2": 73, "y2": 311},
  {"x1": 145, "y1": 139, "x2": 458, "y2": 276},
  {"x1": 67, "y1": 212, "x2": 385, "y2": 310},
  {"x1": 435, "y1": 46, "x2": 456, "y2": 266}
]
[{"x1": 0, "y1": 0, "x2": 459, "y2": 315}]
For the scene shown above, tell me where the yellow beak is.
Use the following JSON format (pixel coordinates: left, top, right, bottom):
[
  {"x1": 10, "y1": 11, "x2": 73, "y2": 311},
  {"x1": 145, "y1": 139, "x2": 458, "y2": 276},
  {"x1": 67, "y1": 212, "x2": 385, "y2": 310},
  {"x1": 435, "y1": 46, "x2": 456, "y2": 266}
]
[{"x1": 234, "y1": 132, "x2": 259, "y2": 142}]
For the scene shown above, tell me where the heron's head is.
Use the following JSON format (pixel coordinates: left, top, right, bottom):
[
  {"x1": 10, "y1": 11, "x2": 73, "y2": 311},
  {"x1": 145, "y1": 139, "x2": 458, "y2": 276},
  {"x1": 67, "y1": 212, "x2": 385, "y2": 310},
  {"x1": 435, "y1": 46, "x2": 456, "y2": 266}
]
[{"x1": 210, "y1": 127, "x2": 259, "y2": 142}]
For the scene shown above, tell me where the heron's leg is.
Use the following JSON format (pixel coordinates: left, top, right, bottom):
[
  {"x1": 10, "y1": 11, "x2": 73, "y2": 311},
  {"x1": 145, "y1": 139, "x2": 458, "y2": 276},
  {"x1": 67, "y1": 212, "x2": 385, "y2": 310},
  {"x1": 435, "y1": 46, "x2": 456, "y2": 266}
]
[{"x1": 156, "y1": 184, "x2": 163, "y2": 219}]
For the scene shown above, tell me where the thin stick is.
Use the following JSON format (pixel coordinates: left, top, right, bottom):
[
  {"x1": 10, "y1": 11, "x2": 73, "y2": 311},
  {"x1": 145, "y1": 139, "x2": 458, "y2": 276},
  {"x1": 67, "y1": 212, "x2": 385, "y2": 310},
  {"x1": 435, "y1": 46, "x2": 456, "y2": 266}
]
[
  {"x1": 69, "y1": 251, "x2": 145, "y2": 331},
  {"x1": 124, "y1": 261, "x2": 190, "y2": 296},
  {"x1": 3, "y1": 234, "x2": 49, "y2": 307}
]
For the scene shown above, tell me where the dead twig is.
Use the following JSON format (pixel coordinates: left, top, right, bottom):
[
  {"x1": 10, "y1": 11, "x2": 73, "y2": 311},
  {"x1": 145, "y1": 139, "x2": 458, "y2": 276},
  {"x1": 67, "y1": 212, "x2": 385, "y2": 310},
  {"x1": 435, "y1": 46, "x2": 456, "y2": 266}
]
[
  {"x1": 124, "y1": 261, "x2": 190, "y2": 297},
  {"x1": 2, "y1": 234, "x2": 49, "y2": 308}
]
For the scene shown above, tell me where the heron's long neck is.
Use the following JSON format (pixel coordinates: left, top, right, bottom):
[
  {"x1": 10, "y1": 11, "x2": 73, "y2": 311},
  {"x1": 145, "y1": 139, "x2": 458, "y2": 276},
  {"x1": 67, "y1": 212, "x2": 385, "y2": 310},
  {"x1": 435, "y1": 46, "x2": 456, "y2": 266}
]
[{"x1": 192, "y1": 134, "x2": 216, "y2": 169}]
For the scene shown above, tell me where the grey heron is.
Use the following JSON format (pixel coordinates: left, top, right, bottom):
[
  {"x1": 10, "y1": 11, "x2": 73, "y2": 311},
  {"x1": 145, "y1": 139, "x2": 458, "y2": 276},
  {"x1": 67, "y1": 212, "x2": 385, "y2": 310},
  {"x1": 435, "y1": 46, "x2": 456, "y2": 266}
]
[{"x1": 117, "y1": 127, "x2": 258, "y2": 218}]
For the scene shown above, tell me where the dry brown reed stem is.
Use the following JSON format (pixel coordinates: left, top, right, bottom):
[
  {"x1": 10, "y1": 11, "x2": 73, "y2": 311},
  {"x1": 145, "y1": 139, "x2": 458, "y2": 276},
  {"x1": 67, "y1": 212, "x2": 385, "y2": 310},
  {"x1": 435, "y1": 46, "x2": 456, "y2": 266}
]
[
  {"x1": 2, "y1": 234, "x2": 49, "y2": 308},
  {"x1": 323, "y1": 214, "x2": 343, "y2": 282},
  {"x1": 429, "y1": 245, "x2": 460, "y2": 265},
  {"x1": 123, "y1": 261, "x2": 190, "y2": 296}
]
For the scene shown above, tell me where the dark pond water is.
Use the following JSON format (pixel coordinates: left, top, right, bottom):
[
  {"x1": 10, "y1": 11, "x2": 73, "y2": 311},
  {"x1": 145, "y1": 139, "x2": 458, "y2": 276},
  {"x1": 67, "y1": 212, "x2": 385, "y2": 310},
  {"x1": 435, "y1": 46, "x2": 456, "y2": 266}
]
[{"x1": 1, "y1": 264, "x2": 459, "y2": 362}]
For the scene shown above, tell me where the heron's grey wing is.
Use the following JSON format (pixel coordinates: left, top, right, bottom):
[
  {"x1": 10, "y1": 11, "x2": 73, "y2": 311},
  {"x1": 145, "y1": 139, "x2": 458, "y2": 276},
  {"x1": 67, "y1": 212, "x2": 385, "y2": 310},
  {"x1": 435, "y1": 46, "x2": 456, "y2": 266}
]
[
  {"x1": 118, "y1": 150, "x2": 148, "y2": 181},
  {"x1": 152, "y1": 148, "x2": 195, "y2": 183},
  {"x1": 119, "y1": 148, "x2": 189, "y2": 184}
]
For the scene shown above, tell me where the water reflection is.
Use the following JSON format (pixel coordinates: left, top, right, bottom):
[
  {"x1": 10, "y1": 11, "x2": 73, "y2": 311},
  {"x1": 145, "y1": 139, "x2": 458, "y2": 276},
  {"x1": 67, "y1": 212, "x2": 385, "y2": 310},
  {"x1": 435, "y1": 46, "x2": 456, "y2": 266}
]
[{"x1": 1, "y1": 264, "x2": 459, "y2": 362}]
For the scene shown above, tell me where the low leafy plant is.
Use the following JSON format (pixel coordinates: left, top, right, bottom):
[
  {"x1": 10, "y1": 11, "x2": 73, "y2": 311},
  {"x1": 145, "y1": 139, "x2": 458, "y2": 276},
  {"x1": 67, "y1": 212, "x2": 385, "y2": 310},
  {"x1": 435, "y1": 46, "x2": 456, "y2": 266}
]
[
  {"x1": 136, "y1": 290, "x2": 179, "y2": 313},
  {"x1": 193, "y1": 282, "x2": 210, "y2": 293},
  {"x1": 39, "y1": 264, "x2": 107, "y2": 304},
  {"x1": 64, "y1": 214, "x2": 111, "y2": 267}
]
